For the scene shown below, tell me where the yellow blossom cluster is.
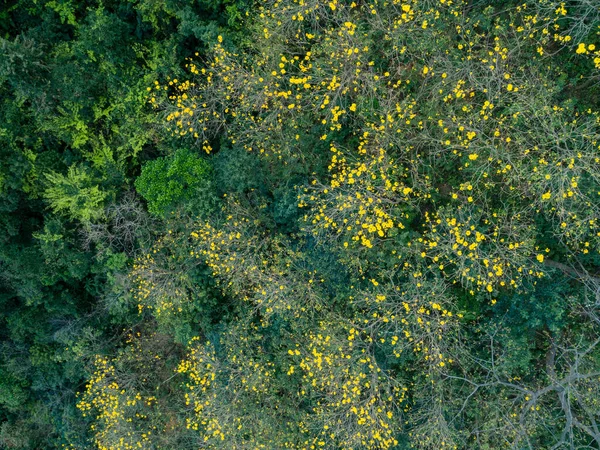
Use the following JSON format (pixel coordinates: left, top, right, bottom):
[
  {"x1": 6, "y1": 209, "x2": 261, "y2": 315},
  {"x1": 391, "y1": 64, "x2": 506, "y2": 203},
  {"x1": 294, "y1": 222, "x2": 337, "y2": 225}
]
[
  {"x1": 292, "y1": 321, "x2": 405, "y2": 450},
  {"x1": 421, "y1": 207, "x2": 543, "y2": 294},
  {"x1": 177, "y1": 325, "x2": 310, "y2": 449},
  {"x1": 300, "y1": 145, "x2": 415, "y2": 249},
  {"x1": 76, "y1": 335, "x2": 163, "y2": 450},
  {"x1": 351, "y1": 272, "x2": 461, "y2": 366},
  {"x1": 188, "y1": 206, "x2": 328, "y2": 321}
]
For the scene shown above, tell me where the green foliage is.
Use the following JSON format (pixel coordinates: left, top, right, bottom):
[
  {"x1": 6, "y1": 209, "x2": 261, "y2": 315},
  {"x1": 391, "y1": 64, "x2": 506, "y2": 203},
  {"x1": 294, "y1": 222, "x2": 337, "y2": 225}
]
[
  {"x1": 135, "y1": 148, "x2": 215, "y2": 217},
  {"x1": 44, "y1": 166, "x2": 108, "y2": 223}
]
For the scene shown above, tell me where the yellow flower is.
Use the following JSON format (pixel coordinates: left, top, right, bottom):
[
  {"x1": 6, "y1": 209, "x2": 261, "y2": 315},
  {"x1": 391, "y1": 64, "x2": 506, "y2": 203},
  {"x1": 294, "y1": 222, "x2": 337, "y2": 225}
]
[
  {"x1": 536, "y1": 254, "x2": 544, "y2": 263},
  {"x1": 541, "y1": 192, "x2": 551, "y2": 200}
]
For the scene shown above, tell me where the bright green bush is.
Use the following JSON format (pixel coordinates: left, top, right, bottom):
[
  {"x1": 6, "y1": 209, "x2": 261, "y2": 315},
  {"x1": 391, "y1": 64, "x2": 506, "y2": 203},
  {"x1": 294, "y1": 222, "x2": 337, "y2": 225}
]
[{"x1": 135, "y1": 149, "x2": 215, "y2": 217}]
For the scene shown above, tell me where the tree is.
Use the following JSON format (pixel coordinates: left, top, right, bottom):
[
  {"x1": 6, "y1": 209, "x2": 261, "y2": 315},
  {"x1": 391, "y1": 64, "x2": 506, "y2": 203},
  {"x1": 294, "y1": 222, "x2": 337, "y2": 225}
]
[{"x1": 135, "y1": 149, "x2": 216, "y2": 218}]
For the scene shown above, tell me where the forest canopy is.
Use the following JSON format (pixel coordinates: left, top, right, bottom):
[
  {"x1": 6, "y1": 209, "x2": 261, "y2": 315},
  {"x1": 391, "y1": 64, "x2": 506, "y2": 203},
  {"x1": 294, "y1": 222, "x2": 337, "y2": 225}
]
[{"x1": 1, "y1": 0, "x2": 600, "y2": 449}]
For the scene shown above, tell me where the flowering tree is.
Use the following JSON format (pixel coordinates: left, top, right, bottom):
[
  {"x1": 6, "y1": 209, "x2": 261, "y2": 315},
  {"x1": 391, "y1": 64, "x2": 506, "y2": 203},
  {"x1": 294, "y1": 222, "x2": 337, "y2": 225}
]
[{"x1": 77, "y1": 0, "x2": 600, "y2": 448}]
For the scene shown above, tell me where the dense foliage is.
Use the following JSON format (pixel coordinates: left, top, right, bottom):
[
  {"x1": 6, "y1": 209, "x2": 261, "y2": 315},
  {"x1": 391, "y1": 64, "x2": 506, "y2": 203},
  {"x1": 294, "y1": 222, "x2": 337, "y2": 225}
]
[{"x1": 1, "y1": 0, "x2": 600, "y2": 449}]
